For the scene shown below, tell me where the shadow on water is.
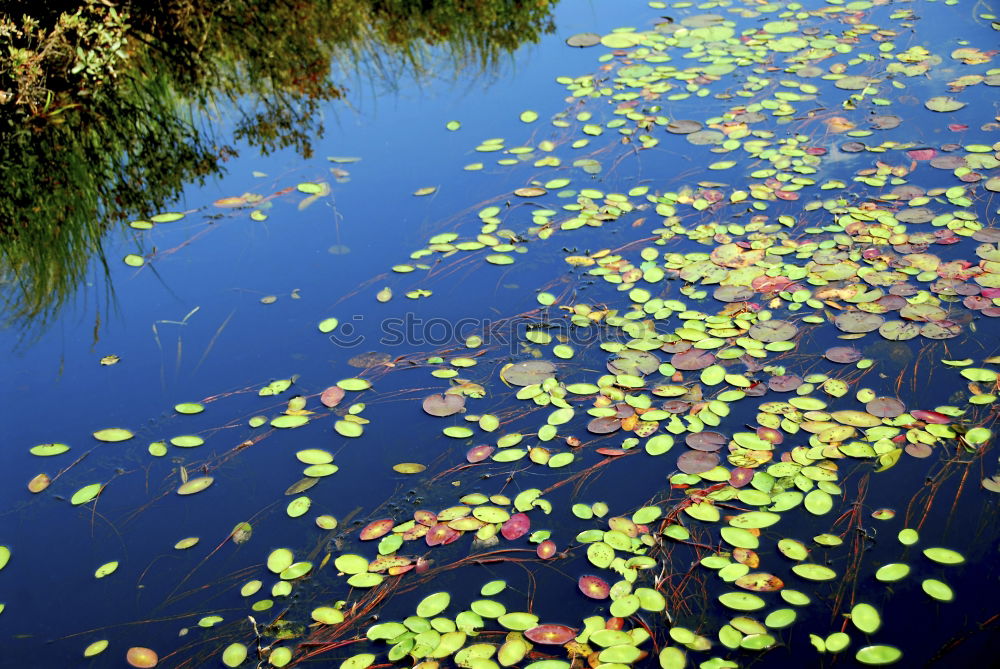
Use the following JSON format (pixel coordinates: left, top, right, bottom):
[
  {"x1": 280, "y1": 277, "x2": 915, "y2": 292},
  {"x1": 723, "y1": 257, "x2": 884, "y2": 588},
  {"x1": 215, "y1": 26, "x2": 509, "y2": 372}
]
[{"x1": 0, "y1": 0, "x2": 556, "y2": 331}]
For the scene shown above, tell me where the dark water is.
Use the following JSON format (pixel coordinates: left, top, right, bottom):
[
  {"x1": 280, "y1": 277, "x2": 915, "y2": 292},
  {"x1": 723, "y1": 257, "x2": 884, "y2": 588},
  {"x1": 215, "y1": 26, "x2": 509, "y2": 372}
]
[{"x1": 2, "y1": 0, "x2": 999, "y2": 667}]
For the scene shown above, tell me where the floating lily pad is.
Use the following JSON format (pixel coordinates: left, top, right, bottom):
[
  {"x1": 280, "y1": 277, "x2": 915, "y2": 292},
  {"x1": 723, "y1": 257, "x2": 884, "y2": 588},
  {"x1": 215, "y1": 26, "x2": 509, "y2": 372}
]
[
  {"x1": 749, "y1": 320, "x2": 797, "y2": 342},
  {"x1": 925, "y1": 96, "x2": 966, "y2": 112},
  {"x1": 177, "y1": 477, "x2": 213, "y2": 495},
  {"x1": 422, "y1": 393, "x2": 465, "y2": 416},
  {"x1": 126, "y1": 647, "x2": 158, "y2": 668},
  {"x1": 93, "y1": 428, "x2": 134, "y2": 442},
  {"x1": 566, "y1": 32, "x2": 600, "y2": 47},
  {"x1": 502, "y1": 361, "x2": 556, "y2": 386},
  {"x1": 525, "y1": 624, "x2": 576, "y2": 644}
]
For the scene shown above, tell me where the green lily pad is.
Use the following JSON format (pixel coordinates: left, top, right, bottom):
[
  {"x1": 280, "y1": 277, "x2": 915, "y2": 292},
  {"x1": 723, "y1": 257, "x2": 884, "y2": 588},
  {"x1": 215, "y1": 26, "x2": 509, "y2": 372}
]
[
  {"x1": 92, "y1": 428, "x2": 134, "y2": 442},
  {"x1": 923, "y1": 547, "x2": 965, "y2": 565}
]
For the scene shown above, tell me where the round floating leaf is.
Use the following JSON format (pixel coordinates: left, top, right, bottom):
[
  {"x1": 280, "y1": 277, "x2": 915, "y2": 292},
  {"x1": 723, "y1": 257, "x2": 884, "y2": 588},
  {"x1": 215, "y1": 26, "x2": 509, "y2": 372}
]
[
  {"x1": 320, "y1": 386, "x2": 345, "y2": 407},
  {"x1": 416, "y1": 592, "x2": 451, "y2": 618},
  {"x1": 126, "y1": 647, "x2": 159, "y2": 668},
  {"x1": 855, "y1": 645, "x2": 902, "y2": 665},
  {"x1": 851, "y1": 603, "x2": 881, "y2": 634},
  {"x1": 834, "y1": 312, "x2": 884, "y2": 333},
  {"x1": 84, "y1": 640, "x2": 108, "y2": 657},
  {"x1": 94, "y1": 561, "x2": 118, "y2": 578},
  {"x1": 271, "y1": 415, "x2": 308, "y2": 429},
  {"x1": 93, "y1": 428, "x2": 134, "y2": 443},
  {"x1": 333, "y1": 554, "x2": 368, "y2": 574},
  {"x1": 778, "y1": 539, "x2": 808, "y2": 561},
  {"x1": 71, "y1": 483, "x2": 103, "y2": 506},
  {"x1": 749, "y1": 320, "x2": 797, "y2": 342},
  {"x1": 360, "y1": 519, "x2": 394, "y2": 541},
  {"x1": 566, "y1": 32, "x2": 600, "y2": 47},
  {"x1": 875, "y1": 563, "x2": 910, "y2": 582},
  {"x1": 677, "y1": 450, "x2": 720, "y2": 474},
  {"x1": 222, "y1": 643, "x2": 248, "y2": 667},
  {"x1": 30, "y1": 443, "x2": 69, "y2": 457},
  {"x1": 177, "y1": 477, "x2": 213, "y2": 495},
  {"x1": 280, "y1": 561, "x2": 312, "y2": 580},
  {"x1": 174, "y1": 403, "x2": 204, "y2": 414},
  {"x1": 392, "y1": 462, "x2": 425, "y2": 474},
  {"x1": 925, "y1": 96, "x2": 966, "y2": 112},
  {"x1": 922, "y1": 579, "x2": 954, "y2": 602},
  {"x1": 311, "y1": 607, "x2": 345, "y2": 625},
  {"x1": 923, "y1": 547, "x2": 965, "y2": 564},
  {"x1": 340, "y1": 653, "x2": 374, "y2": 669},
  {"x1": 791, "y1": 564, "x2": 837, "y2": 581},
  {"x1": 579, "y1": 574, "x2": 610, "y2": 599},
  {"x1": 337, "y1": 378, "x2": 371, "y2": 391},
  {"x1": 269, "y1": 647, "x2": 291, "y2": 667},
  {"x1": 423, "y1": 394, "x2": 465, "y2": 417},
  {"x1": 718, "y1": 591, "x2": 766, "y2": 611},
  {"x1": 525, "y1": 625, "x2": 576, "y2": 645},
  {"x1": 502, "y1": 361, "x2": 557, "y2": 386},
  {"x1": 286, "y1": 496, "x2": 311, "y2": 518}
]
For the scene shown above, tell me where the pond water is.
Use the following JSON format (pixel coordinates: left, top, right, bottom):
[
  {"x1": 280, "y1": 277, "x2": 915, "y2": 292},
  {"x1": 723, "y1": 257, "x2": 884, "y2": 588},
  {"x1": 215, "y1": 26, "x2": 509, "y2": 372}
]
[{"x1": 2, "y1": 0, "x2": 1000, "y2": 668}]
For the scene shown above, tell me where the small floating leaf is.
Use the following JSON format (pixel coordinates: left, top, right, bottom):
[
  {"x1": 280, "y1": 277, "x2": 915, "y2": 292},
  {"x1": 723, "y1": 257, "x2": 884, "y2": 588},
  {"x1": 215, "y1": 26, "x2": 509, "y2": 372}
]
[
  {"x1": 71, "y1": 483, "x2": 103, "y2": 506},
  {"x1": 415, "y1": 591, "x2": 451, "y2": 617},
  {"x1": 222, "y1": 643, "x2": 248, "y2": 667},
  {"x1": 177, "y1": 477, "x2": 213, "y2": 495},
  {"x1": 93, "y1": 428, "x2": 134, "y2": 442},
  {"x1": 30, "y1": 443, "x2": 69, "y2": 456},
  {"x1": 83, "y1": 640, "x2": 108, "y2": 657},
  {"x1": 94, "y1": 561, "x2": 118, "y2": 578},
  {"x1": 851, "y1": 603, "x2": 881, "y2": 634},
  {"x1": 855, "y1": 645, "x2": 902, "y2": 665},
  {"x1": 126, "y1": 647, "x2": 159, "y2": 668},
  {"x1": 922, "y1": 579, "x2": 954, "y2": 602},
  {"x1": 923, "y1": 547, "x2": 965, "y2": 565}
]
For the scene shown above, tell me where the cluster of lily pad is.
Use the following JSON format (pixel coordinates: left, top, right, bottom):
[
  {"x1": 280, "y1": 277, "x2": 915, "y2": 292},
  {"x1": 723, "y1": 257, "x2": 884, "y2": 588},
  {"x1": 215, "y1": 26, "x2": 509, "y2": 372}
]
[{"x1": 10, "y1": 0, "x2": 1000, "y2": 667}]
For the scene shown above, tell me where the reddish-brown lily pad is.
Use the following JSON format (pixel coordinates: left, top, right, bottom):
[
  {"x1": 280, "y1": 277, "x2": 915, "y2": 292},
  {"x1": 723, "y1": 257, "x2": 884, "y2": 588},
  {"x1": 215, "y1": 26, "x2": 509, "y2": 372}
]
[
  {"x1": 756, "y1": 426, "x2": 783, "y2": 445},
  {"x1": 677, "y1": 451, "x2": 720, "y2": 474},
  {"x1": 414, "y1": 510, "x2": 437, "y2": 526},
  {"x1": 320, "y1": 386, "x2": 345, "y2": 408},
  {"x1": 672, "y1": 349, "x2": 717, "y2": 370},
  {"x1": 768, "y1": 375, "x2": 803, "y2": 392},
  {"x1": 422, "y1": 393, "x2": 465, "y2": 417},
  {"x1": 825, "y1": 346, "x2": 862, "y2": 363},
  {"x1": 729, "y1": 467, "x2": 754, "y2": 488},
  {"x1": 578, "y1": 574, "x2": 611, "y2": 599},
  {"x1": 360, "y1": 519, "x2": 394, "y2": 541},
  {"x1": 588, "y1": 417, "x2": 622, "y2": 434},
  {"x1": 501, "y1": 513, "x2": 530, "y2": 540},
  {"x1": 525, "y1": 624, "x2": 577, "y2": 644},
  {"x1": 466, "y1": 444, "x2": 495, "y2": 463},
  {"x1": 866, "y1": 397, "x2": 905, "y2": 418},
  {"x1": 537, "y1": 540, "x2": 557, "y2": 559},
  {"x1": 911, "y1": 409, "x2": 951, "y2": 424},
  {"x1": 425, "y1": 524, "x2": 461, "y2": 546},
  {"x1": 834, "y1": 312, "x2": 884, "y2": 333},
  {"x1": 686, "y1": 431, "x2": 726, "y2": 451},
  {"x1": 126, "y1": 648, "x2": 159, "y2": 668},
  {"x1": 734, "y1": 572, "x2": 785, "y2": 592}
]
